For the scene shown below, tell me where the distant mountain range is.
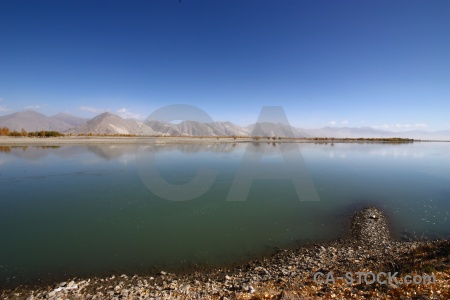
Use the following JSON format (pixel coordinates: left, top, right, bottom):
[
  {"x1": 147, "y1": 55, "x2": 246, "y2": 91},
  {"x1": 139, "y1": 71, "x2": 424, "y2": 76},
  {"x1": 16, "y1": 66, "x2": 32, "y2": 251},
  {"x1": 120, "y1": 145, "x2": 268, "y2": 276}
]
[
  {"x1": 0, "y1": 110, "x2": 449, "y2": 140},
  {"x1": 0, "y1": 111, "x2": 88, "y2": 132},
  {"x1": 67, "y1": 112, "x2": 157, "y2": 136}
]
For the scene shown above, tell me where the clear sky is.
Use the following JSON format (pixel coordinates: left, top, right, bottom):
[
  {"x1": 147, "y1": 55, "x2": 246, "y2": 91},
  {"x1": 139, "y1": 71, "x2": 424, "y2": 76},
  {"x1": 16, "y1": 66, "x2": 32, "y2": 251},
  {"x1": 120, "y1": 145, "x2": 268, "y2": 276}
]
[{"x1": 0, "y1": 0, "x2": 449, "y2": 130}]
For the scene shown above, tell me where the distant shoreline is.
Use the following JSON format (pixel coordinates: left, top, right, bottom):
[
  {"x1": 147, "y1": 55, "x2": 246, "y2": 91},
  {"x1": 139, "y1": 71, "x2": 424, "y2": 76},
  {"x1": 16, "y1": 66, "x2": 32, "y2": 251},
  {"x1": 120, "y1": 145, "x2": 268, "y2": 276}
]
[{"x1": 1, "y1": 136, "x2": 443, "y2": 145}]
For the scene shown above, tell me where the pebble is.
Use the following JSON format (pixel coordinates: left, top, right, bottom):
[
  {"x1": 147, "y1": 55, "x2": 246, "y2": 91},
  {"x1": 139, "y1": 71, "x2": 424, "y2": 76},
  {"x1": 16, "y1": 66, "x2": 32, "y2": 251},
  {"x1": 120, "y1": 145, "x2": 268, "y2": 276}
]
[{"x1": 1, "y1": 207, "x2": 449, "y2": 299}]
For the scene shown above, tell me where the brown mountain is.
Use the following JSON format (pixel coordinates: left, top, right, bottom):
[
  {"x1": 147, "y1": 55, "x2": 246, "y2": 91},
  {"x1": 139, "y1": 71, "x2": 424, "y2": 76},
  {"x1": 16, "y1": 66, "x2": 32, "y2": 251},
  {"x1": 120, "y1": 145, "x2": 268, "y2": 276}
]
[
  {"x1": 67, "y1": 112, "x2": 156, "y2": 135},
  {"x1": 0, "y1": 111, "x2": 77, "y2": 132}
]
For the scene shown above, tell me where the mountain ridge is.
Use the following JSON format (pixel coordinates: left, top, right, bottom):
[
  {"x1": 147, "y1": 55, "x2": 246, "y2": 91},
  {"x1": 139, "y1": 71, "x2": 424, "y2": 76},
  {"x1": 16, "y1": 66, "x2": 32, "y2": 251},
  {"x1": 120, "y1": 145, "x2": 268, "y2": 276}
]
[
  {"x1": 66, "y1": 112, "x2": 156, "y2": 135},
  {"x1": 0, "y1": 111, "x2": 449, "y2": 140},
  {"x1": 50, "y1": 113, "x2": 88, "y2": 127},
  {"x1": 0, "y1": 111, "x2": 76, "y2": 132}
]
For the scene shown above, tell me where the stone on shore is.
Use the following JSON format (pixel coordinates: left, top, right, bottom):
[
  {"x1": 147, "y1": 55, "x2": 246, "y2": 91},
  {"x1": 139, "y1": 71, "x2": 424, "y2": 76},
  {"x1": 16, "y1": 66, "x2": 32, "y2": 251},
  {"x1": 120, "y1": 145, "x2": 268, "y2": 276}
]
[
  {"x1": 351, "y1": 207, "x2": 391, "y2": 246},
  {"x1": 2, "y1": 207, "x2": 449, "y2": 299}
]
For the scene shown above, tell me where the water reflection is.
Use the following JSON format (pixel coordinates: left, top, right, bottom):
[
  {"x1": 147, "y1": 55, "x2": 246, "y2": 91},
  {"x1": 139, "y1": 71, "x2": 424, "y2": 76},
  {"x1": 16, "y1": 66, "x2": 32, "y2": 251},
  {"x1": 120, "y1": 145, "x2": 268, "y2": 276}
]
[
  {"x1": 0, "y1": 143, "x2": 247, "y2": 161},
  {"x1": 0, "y1": 142, "x2": 444, "y2": 161},
  {"x1": 0, "y1": 142, "x2": 449, "y2": 287}
]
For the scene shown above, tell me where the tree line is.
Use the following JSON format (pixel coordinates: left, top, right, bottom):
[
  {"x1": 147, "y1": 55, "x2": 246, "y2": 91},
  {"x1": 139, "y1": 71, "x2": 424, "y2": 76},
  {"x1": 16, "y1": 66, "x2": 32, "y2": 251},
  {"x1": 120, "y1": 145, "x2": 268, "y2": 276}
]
[{"x1": 0, "y1": 127, "x2": 64, "y2": 137}]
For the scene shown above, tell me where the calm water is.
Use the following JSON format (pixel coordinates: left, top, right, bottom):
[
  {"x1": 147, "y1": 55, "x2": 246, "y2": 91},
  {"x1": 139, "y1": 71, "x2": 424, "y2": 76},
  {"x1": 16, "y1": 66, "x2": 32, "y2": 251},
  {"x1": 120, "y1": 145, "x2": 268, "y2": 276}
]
[{"x1": 0, "y1": 142, "x2": 449, "y2": 286}]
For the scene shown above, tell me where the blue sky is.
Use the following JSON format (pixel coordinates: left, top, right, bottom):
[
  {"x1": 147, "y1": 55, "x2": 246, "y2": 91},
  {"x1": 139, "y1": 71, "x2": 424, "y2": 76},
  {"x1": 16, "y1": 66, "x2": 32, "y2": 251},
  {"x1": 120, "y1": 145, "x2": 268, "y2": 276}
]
[{"x1": 0, "y1": 0, "x2": 449, "y2": 130}]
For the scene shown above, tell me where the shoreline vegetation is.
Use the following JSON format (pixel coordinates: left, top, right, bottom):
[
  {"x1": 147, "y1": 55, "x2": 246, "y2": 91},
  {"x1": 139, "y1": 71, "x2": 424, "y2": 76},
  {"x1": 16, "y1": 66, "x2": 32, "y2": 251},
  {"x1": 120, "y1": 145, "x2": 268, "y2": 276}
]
[
  {"x1": 2, "y1": 125, "x2": 448, "y2": 144},
  {"x1": 0, "y1": 126, "x2": 429, "y2": 144},
  {"x1": 1, "y1": 208, "x2": 449, "y2": 299},
  {"x1": 0, "y1": 135, "x2": 432, "y2": 146}
]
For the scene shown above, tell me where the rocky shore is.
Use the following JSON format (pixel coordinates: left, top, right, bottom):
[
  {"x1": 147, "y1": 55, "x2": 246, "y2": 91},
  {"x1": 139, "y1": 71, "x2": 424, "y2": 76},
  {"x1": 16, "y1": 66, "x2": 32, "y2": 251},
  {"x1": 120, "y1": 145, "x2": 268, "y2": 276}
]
[{"x1": 1, "y1": 207, "x2": 449, "y2": 299}]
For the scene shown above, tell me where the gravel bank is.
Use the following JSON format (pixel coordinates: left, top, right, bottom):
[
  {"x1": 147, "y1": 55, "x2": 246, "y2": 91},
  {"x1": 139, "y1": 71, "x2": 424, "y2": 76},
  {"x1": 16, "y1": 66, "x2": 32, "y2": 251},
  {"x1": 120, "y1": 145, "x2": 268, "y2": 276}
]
[{"x1": 1, "y1": 207, "x2": 449, "y2": 299}]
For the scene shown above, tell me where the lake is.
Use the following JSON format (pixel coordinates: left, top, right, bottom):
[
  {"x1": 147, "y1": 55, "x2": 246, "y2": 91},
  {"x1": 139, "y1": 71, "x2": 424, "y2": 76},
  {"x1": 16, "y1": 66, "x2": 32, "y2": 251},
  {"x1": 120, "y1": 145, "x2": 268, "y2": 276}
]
[{"x1": 0, "y1": 141, "x2": 449, "y2": 287}]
